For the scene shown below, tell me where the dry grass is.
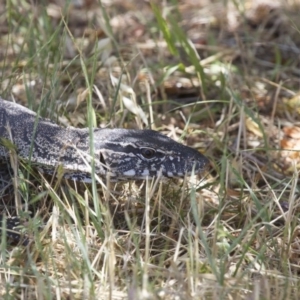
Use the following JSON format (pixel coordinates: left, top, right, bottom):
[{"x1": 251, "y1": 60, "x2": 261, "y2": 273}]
[{"x1": 1, "y1": 0, "x2": 300, "y2": 299}]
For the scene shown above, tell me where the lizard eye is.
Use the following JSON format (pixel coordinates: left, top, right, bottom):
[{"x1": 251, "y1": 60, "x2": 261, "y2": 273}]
[{"x1": 141, "y1": 147, "x2": 156, "y2": 159}]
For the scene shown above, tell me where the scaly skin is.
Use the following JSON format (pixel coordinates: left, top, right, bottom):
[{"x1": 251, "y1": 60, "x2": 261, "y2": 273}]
[
  {"x1": 0, "y1": 98, "x2": 209, "y2": 181},
  {"x1": 0, "y1": 98, "x2": 209, "y2": 243}
]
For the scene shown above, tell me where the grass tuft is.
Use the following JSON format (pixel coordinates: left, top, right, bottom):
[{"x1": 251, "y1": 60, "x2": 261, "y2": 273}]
[{"x1": 1, "y1": 0, "x2": 300, "y2": 299}]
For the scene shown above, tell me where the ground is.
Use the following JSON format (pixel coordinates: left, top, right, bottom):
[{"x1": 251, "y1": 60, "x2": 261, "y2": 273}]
[{"x1": 1, "y1": 0, "x2": 300, "y2": 299}]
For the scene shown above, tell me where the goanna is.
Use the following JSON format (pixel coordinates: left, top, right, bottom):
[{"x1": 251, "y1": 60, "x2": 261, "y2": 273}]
[{"x1": 0, "y1": 98, "x2": 209, "y2": 182}]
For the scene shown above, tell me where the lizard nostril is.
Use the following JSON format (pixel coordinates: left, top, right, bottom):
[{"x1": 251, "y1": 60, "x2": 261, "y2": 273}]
[{"x1": 190, "y1": 157, "x2": 197, "y2": 164}]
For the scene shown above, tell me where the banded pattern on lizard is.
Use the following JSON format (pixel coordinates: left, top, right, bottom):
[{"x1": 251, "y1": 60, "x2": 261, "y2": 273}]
[
  {"x1": 0, "y1": 98, "x2": 208, "y2": 243},
  {"x1": 0, "y1": 98, "x2": 208, "y2": 181}
]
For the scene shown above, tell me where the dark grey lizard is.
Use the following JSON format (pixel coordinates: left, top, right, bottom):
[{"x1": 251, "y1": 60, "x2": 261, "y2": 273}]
[
  {"x1": 0, "y1": 98, "x2": 208, "y2": 181},
  {"x1": 0, "y1": 97, "x2": 208, "y2": 243}
]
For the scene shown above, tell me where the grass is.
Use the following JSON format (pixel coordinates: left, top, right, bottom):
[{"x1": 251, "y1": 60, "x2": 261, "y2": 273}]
[{"x1": 1, "y1": 0, "x2": 300, "y2": 299}]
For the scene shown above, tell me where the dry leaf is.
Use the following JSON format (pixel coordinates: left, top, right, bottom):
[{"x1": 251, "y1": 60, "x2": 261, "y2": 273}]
[
  {"x1": 246, "y1": 117, "x2": 263, "y2": 137},
  {"x1": 283, "y1": 126, "x2": 300, "y2": 139}
]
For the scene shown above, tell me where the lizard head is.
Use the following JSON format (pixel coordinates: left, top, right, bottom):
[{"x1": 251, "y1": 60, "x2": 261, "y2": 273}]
[{"x1": 93, "y1": 129, "x2": 209, "y2": 181}]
